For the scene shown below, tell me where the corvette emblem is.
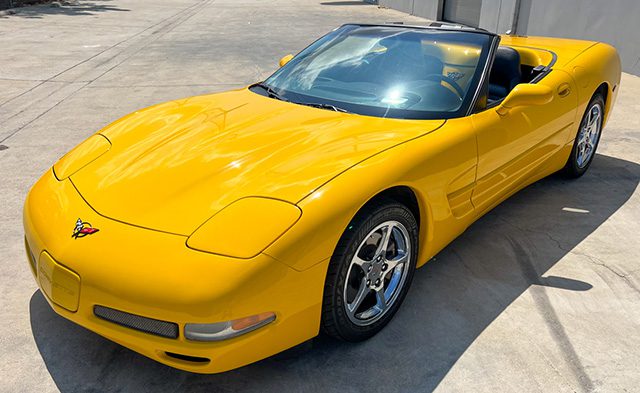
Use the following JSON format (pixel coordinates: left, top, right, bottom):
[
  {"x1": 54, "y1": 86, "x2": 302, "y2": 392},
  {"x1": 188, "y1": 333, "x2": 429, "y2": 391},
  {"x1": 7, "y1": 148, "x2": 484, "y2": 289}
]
[
  {"x1": 72, "y1": 218, "x2": 99, "y2": 239},
  {"x1": 447, "y1": 71, "x2": 465, "y2": 82}
]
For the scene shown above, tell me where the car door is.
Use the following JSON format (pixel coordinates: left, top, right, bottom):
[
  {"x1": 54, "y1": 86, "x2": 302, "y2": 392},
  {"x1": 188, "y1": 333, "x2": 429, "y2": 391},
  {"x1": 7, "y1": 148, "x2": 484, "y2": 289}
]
[{"x1": 470, "y1": 69, "x2": 578, "y2": 212}]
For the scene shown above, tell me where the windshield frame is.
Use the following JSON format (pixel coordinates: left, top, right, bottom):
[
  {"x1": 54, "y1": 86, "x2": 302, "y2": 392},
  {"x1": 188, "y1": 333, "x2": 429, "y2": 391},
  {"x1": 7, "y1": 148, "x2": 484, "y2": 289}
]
[{"x1": 251, "y1": 24, "x2": 499, "y2": 120}]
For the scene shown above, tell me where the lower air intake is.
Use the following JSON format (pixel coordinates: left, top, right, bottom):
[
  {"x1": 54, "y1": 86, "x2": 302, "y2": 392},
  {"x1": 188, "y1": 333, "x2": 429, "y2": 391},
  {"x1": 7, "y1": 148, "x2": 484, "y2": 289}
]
[{"x1": 94, "y1": 305, "x2": 179, "y2": 339}]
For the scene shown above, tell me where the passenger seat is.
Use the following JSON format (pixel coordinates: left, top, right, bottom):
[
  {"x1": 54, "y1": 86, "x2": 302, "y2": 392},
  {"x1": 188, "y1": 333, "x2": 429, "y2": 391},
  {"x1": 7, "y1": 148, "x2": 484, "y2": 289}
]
[{"x1": 488, "y1": 46, "x2": 522, "y2": 101}]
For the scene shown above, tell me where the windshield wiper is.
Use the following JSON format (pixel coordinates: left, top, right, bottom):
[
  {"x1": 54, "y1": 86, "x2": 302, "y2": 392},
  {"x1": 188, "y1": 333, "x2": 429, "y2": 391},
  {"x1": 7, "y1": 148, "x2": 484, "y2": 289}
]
[
  {"x1": 298, "y1": 102, "x2": 349, "y2": 113},
  {"x1": 255, "y1": 82, "x2": 287, "y2": 101},
  {"x1": 254, "y1": 84, "x2": 349, "y2": 113}
]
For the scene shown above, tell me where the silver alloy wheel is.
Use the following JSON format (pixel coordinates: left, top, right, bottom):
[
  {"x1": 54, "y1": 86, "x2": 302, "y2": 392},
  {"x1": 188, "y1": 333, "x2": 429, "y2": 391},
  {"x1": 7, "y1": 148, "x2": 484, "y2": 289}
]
[
  {"x1": 343, "y1": 220, "x2": 411, "y2": 326},
  {"x1": 576, "y1": 102, "x2": 602, "y2": 168}
]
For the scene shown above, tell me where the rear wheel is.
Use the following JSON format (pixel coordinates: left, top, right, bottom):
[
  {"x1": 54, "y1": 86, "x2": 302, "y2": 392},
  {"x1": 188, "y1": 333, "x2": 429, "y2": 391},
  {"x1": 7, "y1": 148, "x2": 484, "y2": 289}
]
[
  {"x1": 321, "y1": 199, "x2": 418, "y2": 342},
  {"x1": 563, "y1": 93, "x2": 605, "y2": 178}
]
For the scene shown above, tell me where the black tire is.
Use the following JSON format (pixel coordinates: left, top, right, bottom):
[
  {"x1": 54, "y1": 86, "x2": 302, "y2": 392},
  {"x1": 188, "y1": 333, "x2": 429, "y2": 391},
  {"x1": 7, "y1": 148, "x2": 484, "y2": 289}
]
[
  {"x1": 321, "y1": 198, "x2": 418, "y2": 342},
  {"x1": 562, "y1": 92, "x2": 605, "y2": 178}
]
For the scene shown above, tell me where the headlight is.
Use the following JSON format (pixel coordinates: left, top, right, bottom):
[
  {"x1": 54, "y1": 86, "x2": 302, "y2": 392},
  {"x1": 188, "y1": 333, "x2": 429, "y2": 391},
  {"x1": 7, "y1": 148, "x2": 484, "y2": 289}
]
[
  {"x1": 53, "y1": 134, "x2": 111, "y2": 180},
  {"x1": 184, "y1": 312, "x2": 276, "y2": 341},
  {"x1": 186, "y1": 197, "x2": 301, "y2": 258}
]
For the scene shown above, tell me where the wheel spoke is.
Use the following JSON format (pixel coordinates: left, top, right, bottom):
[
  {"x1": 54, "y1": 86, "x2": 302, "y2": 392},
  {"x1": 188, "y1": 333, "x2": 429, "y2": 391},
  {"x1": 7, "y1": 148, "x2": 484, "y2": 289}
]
[
  {"x1": 590, "y1": 121, "x2": 600, "y2": 139},
  {"x1": 577, "y1": 140, "x2": 588, "y2": 166},
  {"x1": 352, "y1": 255, "x2": 368, "y2": 267},
  {"x1": 588, "y1": 111, "x2": 600, "y2": 128},
  {"x1": 347, "y1": 278, "x2": 369, "y2": 315},
  {"x1": 384, "y1": 267, "x2": 403, "y2": 300},
  {"x1": 374, "y1": 223, "x2": 394, "y2": 257},
  {"x1": 375, "y1": 288, "x2": 387, "y2": 312},
  {"x1": 384, "y1": 251, "x2": 408, "y2": 275},
  {"x1": 578, "y1": 132, "x2": 586, "y2": 144},
  {"x1": 580, "y1": 125, "x2": 590, "y2": 143}
]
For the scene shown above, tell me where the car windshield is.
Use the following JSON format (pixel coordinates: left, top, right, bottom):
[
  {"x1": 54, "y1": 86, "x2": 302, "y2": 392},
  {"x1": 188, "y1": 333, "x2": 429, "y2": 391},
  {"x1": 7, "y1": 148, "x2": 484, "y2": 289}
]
[{"x1": 253, "y1": 24, "x2": 493, "y2": 120}]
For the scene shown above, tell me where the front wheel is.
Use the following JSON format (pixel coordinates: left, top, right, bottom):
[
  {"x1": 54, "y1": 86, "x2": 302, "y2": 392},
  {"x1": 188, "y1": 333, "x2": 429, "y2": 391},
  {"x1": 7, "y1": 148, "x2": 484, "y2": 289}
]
[
  {"x1": 321, "y1": 199, "x2": 418, "y2": 342},
  {"x1": 563, "y1": 93, "x2": 605, "y2": 178}
]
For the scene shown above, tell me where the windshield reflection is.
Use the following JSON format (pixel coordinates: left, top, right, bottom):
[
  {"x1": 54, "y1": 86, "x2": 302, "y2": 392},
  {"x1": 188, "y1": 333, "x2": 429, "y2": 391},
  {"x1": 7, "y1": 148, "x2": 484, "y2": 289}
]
[{"x1": 255, "y1": 25, "x2": 492, "y2": 120}]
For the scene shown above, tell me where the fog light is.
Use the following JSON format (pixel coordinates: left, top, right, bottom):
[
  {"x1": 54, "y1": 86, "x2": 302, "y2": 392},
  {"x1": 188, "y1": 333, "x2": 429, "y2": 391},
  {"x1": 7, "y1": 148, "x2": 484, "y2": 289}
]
[{"x1": 185, "y1": 312, "x2": 276, "y2": 342}]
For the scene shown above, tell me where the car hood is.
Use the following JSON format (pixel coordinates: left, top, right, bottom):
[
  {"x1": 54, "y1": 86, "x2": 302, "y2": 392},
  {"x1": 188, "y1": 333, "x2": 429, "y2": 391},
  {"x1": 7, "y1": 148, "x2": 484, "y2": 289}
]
[{"x1": 71, "y1": 88, "x2": 444, "y2": 235}]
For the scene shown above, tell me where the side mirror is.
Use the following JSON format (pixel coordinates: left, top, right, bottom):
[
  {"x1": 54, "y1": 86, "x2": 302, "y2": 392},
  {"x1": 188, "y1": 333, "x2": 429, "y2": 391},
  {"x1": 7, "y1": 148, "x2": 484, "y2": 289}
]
[
  {"x1": 496, "y1": 83, "x2": 553, "y2": 115},
  {"x1": 279, "y1": 54, "x2": 294, "y2": 67}
]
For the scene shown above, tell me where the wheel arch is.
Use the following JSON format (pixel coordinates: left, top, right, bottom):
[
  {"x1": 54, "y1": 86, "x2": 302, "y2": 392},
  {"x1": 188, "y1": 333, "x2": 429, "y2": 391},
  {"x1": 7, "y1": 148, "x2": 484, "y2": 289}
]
[
  {"x1": 356, "y1": 186, "x2": 421, "y2": 230},
  {"x1": 595, "y1": 81, "x2": 610, "y2": 117},
  {"x1": 340, "y1": 184, "x2": 434, "y2": 269},
  {"x1": 568, "y1": 42, "x2": 621, "y2": 128}
]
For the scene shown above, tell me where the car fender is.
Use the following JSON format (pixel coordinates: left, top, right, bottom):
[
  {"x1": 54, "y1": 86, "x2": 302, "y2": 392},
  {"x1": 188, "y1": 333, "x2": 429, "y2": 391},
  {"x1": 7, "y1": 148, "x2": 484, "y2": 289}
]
[
  {"x1": 567, "y1": 42, "x2": 621, "y2": 127},
  {"x1": 264, "y1": 120, "x2": 479, "y2": 272}
]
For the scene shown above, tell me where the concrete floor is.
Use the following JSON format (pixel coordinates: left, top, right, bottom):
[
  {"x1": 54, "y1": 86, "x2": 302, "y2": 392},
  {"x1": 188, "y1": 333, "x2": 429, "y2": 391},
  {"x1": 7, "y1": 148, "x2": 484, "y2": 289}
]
[{"x1": 1, "y1": 1, "x2": 639, "y2": 392}]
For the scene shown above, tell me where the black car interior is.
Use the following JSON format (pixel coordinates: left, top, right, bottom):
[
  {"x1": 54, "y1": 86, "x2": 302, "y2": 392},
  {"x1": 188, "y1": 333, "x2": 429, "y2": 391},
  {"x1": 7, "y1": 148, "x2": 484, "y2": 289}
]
[
  {"x1": 487, "y1": 45, "x2": 550, "y2": 105},
  {"x1": 488, "y1": 46, "x2": 522, "y2": 102}
]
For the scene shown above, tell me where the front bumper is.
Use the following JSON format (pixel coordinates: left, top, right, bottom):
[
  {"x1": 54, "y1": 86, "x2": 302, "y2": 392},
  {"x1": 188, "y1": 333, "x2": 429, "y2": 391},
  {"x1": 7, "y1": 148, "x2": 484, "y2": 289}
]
[{"x1": 24, "y1": 170, "x2": 326, "y2": 373}]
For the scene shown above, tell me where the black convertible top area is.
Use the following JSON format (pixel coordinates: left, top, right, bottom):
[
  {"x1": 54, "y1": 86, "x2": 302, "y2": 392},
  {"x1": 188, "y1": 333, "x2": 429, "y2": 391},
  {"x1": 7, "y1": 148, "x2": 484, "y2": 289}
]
[{"x1": 358, "y1": 21, "x2": 498, "y2": 36}]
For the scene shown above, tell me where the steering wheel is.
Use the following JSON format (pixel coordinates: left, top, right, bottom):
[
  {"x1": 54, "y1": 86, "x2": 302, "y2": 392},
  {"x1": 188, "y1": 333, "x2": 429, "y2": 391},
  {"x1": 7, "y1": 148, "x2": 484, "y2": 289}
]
[{"x1": 424, "y1": 74, "x2": 465, "y2": 99}]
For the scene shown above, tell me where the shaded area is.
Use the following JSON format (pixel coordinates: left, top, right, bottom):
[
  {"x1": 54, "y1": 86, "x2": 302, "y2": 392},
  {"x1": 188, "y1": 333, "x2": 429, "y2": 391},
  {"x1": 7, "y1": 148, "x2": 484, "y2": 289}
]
[
  {"x1": 30, "y1": 154, "x2": 639, "y2": 392},
  {"x1": 320, "y1": 1, "x2": 370, "y2": 6},
  {"x1": 1, "y1": 0, "x2": 128, "y2": 18}
]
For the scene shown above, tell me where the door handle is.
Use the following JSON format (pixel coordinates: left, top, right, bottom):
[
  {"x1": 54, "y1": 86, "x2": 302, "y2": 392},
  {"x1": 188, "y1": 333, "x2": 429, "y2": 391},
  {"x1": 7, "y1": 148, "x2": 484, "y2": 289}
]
[{"x1": 558, "y1": 83, "x2": 571, "y2": 97}]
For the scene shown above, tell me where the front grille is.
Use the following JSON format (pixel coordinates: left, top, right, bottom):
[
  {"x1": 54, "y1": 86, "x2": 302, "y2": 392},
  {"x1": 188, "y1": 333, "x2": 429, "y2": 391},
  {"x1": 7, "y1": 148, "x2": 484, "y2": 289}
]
[{"x1": 94, "y1": 305, "x2": 179, "y2": 339}]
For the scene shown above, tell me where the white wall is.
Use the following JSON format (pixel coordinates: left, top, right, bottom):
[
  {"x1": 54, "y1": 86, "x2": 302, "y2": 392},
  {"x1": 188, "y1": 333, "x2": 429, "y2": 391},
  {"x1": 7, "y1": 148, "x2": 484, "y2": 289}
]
[{"x1": 379, "y1": 0, "x2": 640, "y2": 75}]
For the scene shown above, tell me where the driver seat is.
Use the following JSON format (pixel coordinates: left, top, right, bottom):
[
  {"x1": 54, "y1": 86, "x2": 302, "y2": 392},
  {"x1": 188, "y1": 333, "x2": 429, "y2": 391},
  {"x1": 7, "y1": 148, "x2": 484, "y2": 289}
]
[{"x1": 488, "y1": 46, "x2": 521, "y2": 101}]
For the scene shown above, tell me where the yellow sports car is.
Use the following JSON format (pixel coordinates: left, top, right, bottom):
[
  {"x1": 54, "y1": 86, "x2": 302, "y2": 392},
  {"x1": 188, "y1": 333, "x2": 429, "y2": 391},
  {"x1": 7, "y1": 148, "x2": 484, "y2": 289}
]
[{"x1": 24, "y1": 23, "x2": 620, "y2": 373}]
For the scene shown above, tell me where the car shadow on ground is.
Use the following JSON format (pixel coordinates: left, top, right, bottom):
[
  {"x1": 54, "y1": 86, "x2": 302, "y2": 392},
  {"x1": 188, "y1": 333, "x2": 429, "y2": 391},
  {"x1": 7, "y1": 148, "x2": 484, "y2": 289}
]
[
  {"x1": 1, "y1": 1, "x2": 128, "y2": 19},
  {"x1": 30, "y1": 154, "x2": 639, "y2": 392},
  {"x1": 319, "y1": 1, "x2": 371, "y2": 6}
]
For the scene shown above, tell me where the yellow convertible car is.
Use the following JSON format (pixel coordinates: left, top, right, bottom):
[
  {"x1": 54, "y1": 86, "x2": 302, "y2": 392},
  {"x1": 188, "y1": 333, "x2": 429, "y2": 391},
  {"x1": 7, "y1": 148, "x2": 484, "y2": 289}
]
[{"x1": 24, "y1": 23, "x2": 620, "y2": 373}]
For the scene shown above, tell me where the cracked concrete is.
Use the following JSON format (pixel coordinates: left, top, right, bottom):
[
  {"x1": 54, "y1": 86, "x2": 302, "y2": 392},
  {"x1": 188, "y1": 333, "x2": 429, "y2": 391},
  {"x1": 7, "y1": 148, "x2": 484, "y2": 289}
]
[
  {"x1": 499, "y1": 213, "x2": 639, "y2": 292},
  {"x1": 1, "y1": 1, "x2": 639, "y2": 392}
]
